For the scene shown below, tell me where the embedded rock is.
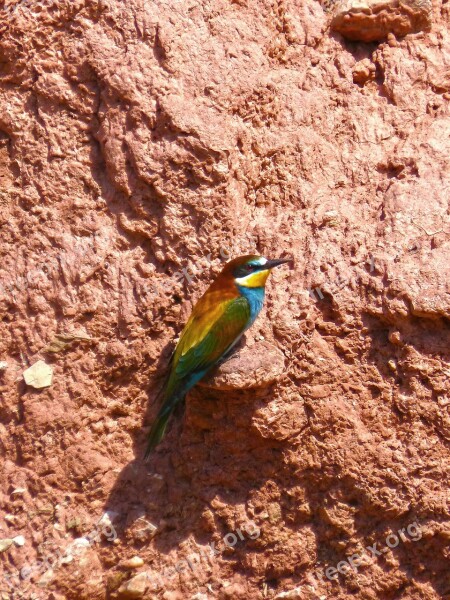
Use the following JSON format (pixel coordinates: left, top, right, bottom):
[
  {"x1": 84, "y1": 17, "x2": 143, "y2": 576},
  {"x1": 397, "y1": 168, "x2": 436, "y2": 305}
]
[
  {"x1": 199, "y1": 341, "x2": 286, "y2": 390},
  {"x1": 330, "y1": 0, "x2": 432, "y2": 42},
  {"x1": 117, "y1": 572, "x2": 149, "y2": 599},
  {"x1": 23, "y1": 360, "x2": 53, "y2": 389}
]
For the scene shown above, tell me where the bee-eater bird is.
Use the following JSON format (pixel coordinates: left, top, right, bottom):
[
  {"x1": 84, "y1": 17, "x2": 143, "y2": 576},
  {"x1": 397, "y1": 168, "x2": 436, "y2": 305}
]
[{"x1": 145, "y1": 254, "x2": 291, "y2": 459}]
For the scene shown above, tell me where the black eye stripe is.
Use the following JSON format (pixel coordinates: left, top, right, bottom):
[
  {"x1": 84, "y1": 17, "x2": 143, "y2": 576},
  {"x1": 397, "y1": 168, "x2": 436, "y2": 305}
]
[{"x1": 234, "y1": 263, "x2": 262, "y2": 277}]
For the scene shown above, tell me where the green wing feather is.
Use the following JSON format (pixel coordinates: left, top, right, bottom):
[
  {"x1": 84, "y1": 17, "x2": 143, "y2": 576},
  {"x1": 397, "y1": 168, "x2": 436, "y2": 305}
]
[
  {"x1": 174, "y1": 295, "x2": 251, "y2": 380},
  {"x1": 145, "y1": 295, "x2": 250, "y2": 459}
]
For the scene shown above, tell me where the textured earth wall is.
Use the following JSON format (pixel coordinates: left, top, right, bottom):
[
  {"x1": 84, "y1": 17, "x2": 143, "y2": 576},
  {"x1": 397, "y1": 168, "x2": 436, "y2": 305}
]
[{"x1": 0, "y1": 0, "x2": 449, "y2": 599}]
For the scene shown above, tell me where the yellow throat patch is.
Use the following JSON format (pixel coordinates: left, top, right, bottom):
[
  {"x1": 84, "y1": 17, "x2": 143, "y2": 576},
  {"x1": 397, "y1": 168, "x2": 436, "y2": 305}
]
[{"x1": 235, "y1": 269, "x2": 270, "y2": 288}]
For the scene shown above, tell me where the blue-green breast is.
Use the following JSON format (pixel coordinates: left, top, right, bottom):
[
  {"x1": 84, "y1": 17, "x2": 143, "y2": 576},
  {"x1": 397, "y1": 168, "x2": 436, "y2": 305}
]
[{"x1": 237, "y1": 285, "x2": 265, "y2": 327}]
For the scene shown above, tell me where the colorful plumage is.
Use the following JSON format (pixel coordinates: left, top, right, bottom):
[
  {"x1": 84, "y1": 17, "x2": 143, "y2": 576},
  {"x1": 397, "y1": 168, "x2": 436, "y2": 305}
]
[{"x1": 144, "y1": 254, "x2": 291, "y2": 459}]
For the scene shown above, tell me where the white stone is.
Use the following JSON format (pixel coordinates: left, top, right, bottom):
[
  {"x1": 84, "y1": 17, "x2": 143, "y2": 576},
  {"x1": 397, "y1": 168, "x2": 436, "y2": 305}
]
[
  {"x1": 122, "y1": 556, "x2": 145, "y2": 569},
  {"x1": 23, "y1": 360, "x2": 53, "y2": 389},
  {"x1": 274, "y1": 587, "x2": 304, "y2": 599},
  {"x1": 13, "y1": 535, "x2": 26, "y2": 547},
  {"x1": 65, "y1": 537, "x2": 90, "y2": 558},
  {"x1": 98, "y1": 510, "x2": 119, "y2": 528},
  {"x1": 118, "y1": 572, "x2": 149, "y2": 598},
  {"x1": 37, "y1": 568, "x2": 54, "y2": 587},
  {"x1": 0, "y1": 539, "x2": 13, "y2": 553},
  {"x1": 4, "y1": 515, "x2": 16, "y2": 523}
]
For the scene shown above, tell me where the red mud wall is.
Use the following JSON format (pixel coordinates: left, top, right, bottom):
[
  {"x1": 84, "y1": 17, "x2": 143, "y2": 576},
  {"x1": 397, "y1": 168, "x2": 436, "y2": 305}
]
[{"x1": 0, "y1": 0, "x2": 449, "y2": 599}]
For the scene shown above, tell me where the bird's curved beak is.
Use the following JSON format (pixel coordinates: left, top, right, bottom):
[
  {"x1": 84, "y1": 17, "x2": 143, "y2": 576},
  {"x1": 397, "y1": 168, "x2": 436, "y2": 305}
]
[{"x1": 266, "y1": 258, "x2": 292, "y2": 269}]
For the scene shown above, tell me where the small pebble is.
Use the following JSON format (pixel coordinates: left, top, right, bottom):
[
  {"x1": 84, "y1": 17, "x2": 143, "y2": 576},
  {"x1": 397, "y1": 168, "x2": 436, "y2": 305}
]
[
  {"x1": 23, "y1": 360, "x2": 53, "y2": 389},
  {"x1": 389, "y1": 331, "x2": 402, "y2": 345},
  {"x1": 387, "y1": 32, "x2": 398, "y2": 47},
  {"x1": 133, "y1": 520, "x2": 157, "y2": 542},
  {"x1": 13, "y1": 535, "x2": 26, "y2": 547},
  {"x1": 122, "y1": 556, "x2": 145, "y2": 569},
  {"x1": 0, "y1": 539, "x2": 13, "y2": 553},
  {"x1": 37, "y1": 568, "x2": 54, "y2": 587},
  {"x1": 98, "y1": 511, "x2": 119, "y2": 529},
  {"x1": 118, "y1": 572, "x2": 149, "y2": 598},
  {"x1": 4, "y1": 515, "x2": 16, "y2": 523}
]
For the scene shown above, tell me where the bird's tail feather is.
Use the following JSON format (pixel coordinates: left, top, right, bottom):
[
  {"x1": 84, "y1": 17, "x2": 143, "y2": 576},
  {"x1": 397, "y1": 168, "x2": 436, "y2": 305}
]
[{"x1": 144, "y1": 394, "x2": 184, "y2": 461}]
